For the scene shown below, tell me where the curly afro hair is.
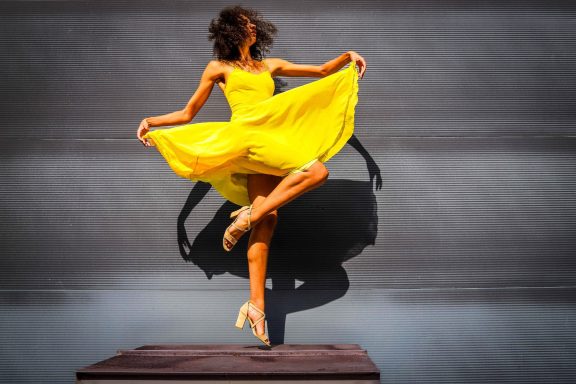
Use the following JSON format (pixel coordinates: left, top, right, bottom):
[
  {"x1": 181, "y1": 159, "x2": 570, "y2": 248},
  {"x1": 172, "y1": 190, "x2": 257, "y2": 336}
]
[{"x1": 208, "y1": 5, "x2": 277, "y2": 62}]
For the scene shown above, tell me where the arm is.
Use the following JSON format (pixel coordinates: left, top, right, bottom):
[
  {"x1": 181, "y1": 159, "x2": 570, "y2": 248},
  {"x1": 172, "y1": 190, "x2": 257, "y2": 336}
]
[
  {"x1": 267, "y1": 51, "x2": 366, "y2": 79},
  {"x1": 137, "y1": 60, "x2": 225, "y2": 146},
  {"x1": 347, "y1": 135, "x2": 382, "y2": 190}
]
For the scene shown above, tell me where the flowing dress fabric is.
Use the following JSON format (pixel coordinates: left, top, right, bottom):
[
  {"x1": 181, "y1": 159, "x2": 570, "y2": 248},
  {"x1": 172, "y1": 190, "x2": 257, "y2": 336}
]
[{"x1": 143, "y1": 63, "x2": 359, "y2": 206}]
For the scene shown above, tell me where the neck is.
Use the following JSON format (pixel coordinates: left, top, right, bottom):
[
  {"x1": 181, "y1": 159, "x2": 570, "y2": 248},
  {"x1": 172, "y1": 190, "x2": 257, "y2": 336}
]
[{"x1": 238, "y1": 43, "x2": 252, "y2": 62}]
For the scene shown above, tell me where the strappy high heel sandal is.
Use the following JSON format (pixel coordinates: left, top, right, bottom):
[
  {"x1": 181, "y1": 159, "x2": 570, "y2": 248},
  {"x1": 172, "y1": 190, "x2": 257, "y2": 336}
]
[
  {"x1": 223, "y1": 205, "x2": 252, "y2": 252},
  {"x1": 235, "y1": 300, "x2": 271, "y2": 347}
]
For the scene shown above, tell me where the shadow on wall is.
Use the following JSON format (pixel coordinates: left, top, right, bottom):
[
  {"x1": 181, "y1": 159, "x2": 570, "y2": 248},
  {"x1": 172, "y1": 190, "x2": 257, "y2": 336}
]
[{"x1": 176, "y1": 135, "x2": 382, "y2": 344}]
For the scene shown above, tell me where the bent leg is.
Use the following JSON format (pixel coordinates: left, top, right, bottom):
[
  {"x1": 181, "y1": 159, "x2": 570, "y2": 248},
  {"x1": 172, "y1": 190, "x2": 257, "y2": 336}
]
[
  {"x1": 230, "y1": 161, "x2": 329, "y2": 237},
  {"x1": 246, "y1": 173, "x2": 281, "y2": 337}
]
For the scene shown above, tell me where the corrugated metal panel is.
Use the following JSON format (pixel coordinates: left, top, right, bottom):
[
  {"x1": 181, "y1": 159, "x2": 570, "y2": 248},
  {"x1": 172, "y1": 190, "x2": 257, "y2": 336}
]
[
  {"x1": 1, "y1": 137, "x2": 575, "y2": 290},
  {"x1": 1, "y1": 0, "x2": 575, "y2": 138},
  {"x1": 1, "y1": 0, "x2": 575, "y2": 383}
]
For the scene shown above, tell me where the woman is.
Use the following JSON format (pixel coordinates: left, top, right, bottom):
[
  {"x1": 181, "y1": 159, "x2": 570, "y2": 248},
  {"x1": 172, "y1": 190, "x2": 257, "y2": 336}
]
[{"x1": 136, "y1": 5, "x2": 366, "y2": 347}]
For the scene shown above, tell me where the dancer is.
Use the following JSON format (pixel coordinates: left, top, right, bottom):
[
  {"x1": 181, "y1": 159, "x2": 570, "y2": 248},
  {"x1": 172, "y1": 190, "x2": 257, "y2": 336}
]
[{"x1": 136, "y1": 6, "x2": 366, "y2": 347}]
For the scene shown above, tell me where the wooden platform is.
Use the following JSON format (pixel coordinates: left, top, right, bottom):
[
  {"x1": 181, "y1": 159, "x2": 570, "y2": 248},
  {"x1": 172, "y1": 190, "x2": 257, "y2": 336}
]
[{"x1": 76, "y1": 344, "x2": 380, "y2": 383}]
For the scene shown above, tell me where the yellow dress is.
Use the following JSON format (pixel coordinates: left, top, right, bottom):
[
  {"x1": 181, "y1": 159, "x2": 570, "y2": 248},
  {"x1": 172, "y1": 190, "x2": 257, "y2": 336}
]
[{"x1": 143, "y1": 62, "x2": 359, "y2": 206}]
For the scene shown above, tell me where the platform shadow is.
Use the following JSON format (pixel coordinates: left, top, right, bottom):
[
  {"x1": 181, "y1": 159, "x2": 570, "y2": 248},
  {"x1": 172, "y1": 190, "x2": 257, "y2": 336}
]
[{"x1": 178, "y1": 179, "x2": 378, "y2": 344}]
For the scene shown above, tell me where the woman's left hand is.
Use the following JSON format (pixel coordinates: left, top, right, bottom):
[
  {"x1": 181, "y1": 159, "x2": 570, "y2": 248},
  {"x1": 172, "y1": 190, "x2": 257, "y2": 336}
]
[{"x1": 348, "y1": 51, "x2": 367, "y2": 79}]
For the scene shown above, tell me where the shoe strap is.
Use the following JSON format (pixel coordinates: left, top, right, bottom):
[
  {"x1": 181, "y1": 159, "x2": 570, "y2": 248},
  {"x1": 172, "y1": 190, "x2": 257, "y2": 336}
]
[
  {"x1": 250, "y1": 315, "x2": 265, "y2": 327},
  {"x1": 231, "y1": 221, "x2": 248, "y2": 233},
  {"x1": 247, "y1": 301, "x2": 265, "y2": 327},
  {"x1": 231, "y1": 205, "x2": 252, "y2": 233},
  {"x1": 248, "y1": 300, "x2": 264, "y2": 315}
]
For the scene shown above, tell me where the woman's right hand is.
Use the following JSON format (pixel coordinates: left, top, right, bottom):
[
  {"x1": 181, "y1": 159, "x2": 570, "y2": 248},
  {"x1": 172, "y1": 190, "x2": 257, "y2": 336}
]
[{"x1": 137, "y1": 118, "x2": 152, "y2": 147}]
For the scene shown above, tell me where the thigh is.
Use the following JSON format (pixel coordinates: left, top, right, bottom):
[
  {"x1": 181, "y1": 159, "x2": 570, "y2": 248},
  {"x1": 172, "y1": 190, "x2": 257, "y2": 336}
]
[{"x1": 247, "y1": 174, "x2": 282, "y2": 205}]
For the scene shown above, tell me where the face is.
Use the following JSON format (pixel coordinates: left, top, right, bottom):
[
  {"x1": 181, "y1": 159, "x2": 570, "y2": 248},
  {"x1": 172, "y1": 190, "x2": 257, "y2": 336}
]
[{"x1": 239, "y1": 14, "x2": 257, "y2": 46}]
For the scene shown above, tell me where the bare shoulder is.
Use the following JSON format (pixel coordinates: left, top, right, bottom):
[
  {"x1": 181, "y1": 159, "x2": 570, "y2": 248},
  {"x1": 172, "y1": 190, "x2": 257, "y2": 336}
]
[
  {"x1": 265, "y1": 57, "x2": 288, "y2": 65},
  {"x1": 264, "y1": 58, "x2": 289, "y2": 76},
  {"x1": 204, "y1": 60, "x2": 229, "y2": 78}
]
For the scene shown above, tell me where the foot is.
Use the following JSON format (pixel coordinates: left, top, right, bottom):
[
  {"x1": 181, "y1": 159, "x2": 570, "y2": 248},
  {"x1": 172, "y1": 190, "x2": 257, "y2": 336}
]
[
  {"x1": 247, "y1": 302, "x2": 267, "y2": 338},
  {"x1": 223, "y1": 208, "x2": 252, "y2": 250}
]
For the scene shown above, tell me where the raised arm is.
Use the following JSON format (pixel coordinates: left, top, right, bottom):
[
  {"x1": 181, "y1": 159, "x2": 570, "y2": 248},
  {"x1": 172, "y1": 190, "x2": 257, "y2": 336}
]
[
  {"x1": 137, "y1": 60, "x2": 225, "y2": 146},
  {"x1": 267, "y1": 51, "x2": 366, "y2": 79}
]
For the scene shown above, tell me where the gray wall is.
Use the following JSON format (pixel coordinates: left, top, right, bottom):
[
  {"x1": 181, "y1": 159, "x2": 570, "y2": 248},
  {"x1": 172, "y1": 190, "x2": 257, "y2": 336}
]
[{"x1": 1, "y1": 0, "x2": 576, "y2": 383}]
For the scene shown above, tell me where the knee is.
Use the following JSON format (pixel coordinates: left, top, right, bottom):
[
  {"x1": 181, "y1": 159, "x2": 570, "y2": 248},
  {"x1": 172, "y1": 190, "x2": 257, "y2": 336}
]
[{"x1": 311, "y1": 164, "x2": 329, "y2": 185}]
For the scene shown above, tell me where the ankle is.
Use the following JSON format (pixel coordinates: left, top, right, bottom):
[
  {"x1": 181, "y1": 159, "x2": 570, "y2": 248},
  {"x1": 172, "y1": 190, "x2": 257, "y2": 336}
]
[
  {"x1": 248, "y1": 206, "x2": 263, "y2": 224},
  {"x1": 249, "y1": 298, "x2": 265, "y2": 310},
  {"x1": 236, "y1": 209, "x2": 252, "y2": 229}
]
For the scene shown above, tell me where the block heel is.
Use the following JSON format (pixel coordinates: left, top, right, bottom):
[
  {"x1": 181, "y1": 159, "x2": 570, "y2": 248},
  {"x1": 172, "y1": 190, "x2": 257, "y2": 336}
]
[{"x1": 235, "y1": 302, "x2": 248, "y2": 329}]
